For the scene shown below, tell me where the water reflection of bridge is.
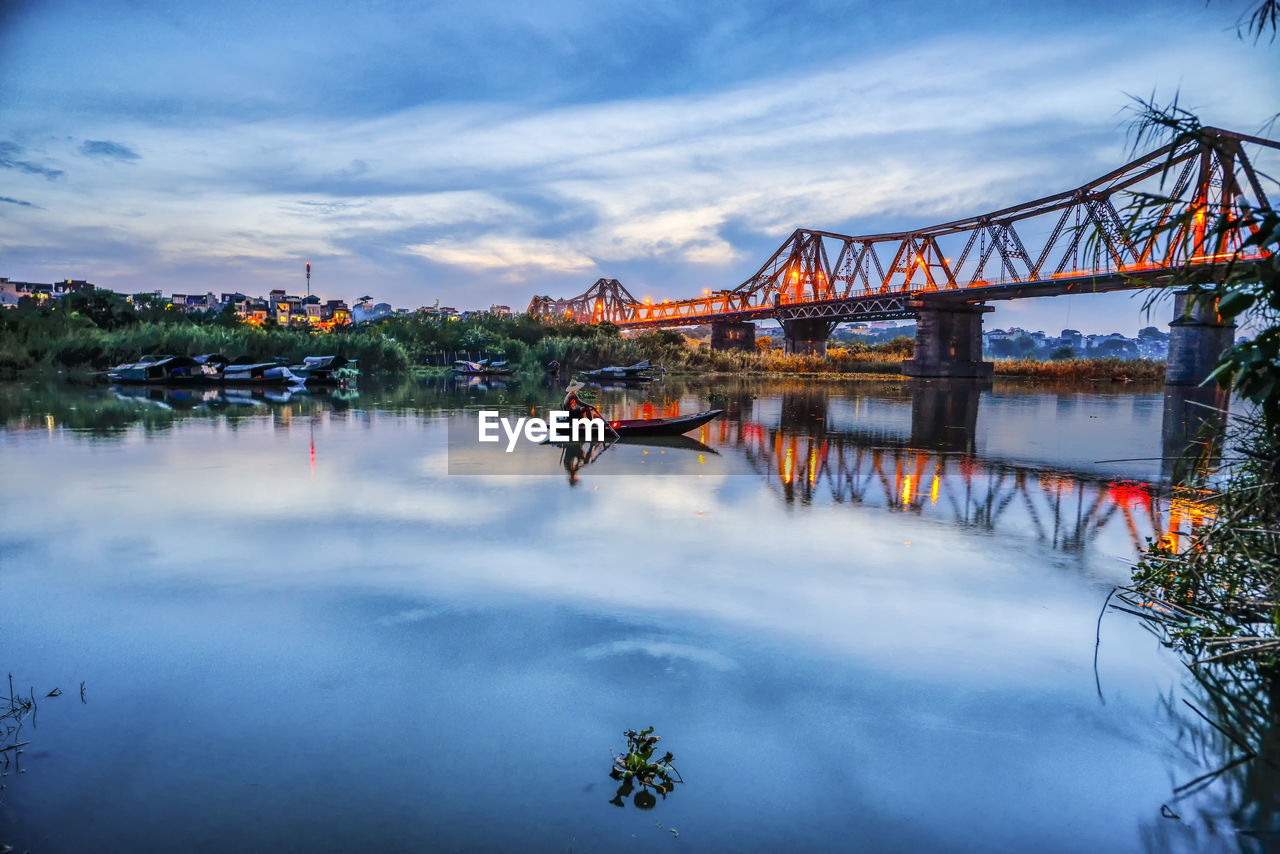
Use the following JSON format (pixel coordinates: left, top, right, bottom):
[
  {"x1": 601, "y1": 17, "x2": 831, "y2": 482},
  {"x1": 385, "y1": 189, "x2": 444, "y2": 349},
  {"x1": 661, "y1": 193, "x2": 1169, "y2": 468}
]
[{"x1": 611, "y1": 381, "x2": 1220, "y2": 555}]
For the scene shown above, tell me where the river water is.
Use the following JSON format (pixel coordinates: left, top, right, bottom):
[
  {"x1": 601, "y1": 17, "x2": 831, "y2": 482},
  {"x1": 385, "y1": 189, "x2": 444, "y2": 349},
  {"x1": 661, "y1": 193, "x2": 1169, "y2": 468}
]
[{"x1": 0, "y1": 377, "x2": 1245, "y2": 852}]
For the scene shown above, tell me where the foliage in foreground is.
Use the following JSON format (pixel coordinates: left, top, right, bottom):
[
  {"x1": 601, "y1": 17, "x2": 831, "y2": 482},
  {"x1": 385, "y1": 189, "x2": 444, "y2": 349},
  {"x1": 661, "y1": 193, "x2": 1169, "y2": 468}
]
[
  {"x1": 1113, "y1": 70, "x2": 1280, "y2": 819},
  {"x1": 1125, "y1": 423, "x2": 1280, "y2": 666},
  {"x1": 608, "y1": 727, "x2": 683, "y2": 809}
]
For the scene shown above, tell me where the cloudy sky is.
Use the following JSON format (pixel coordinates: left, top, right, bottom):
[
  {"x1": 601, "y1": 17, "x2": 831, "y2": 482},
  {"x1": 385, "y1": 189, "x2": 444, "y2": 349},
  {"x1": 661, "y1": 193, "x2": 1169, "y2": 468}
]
[{"x1": 1, "y1": 0, "x2": 1277, "y2": 334}]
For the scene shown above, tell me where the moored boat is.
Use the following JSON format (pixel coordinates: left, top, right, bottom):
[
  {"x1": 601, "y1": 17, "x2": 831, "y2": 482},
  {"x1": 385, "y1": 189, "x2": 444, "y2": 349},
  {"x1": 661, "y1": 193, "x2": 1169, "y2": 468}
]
[
  {"x1": 221, "y1": 362, "x2": 305, "y2": 386},
  {"x1": 580, "y1": 360, "x2": 659, "y2": 382},
  {"x1": 290, "y1": 355, "x2": 359, "y2": 386},
  {"x1": 107, "y1": 355, "x2": 221, "y2": 384},
  {"x1": 452, "y1": 359, "x2": 513, "y2": 377}
]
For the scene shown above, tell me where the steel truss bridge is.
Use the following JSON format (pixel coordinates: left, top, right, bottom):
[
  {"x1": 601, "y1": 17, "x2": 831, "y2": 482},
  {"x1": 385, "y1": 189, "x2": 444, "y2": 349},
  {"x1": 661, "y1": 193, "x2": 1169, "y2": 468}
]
[{"x1": 528, "y1": 128, "x2": 1278, "y2": 328}]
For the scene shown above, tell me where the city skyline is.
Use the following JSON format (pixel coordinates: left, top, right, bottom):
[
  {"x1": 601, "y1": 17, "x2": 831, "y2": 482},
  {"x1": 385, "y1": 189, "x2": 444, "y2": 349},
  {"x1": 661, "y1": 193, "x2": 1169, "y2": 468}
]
[{"x1": 2, "y1": 0, "x2": 1278, "y2": 336}]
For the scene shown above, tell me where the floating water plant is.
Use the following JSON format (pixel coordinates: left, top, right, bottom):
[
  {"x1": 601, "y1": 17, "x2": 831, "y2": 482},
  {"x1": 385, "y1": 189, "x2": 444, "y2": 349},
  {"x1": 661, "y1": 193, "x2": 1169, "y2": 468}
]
[{"x1": 608, "y1": 727, "x2": 683, "y2": 809}]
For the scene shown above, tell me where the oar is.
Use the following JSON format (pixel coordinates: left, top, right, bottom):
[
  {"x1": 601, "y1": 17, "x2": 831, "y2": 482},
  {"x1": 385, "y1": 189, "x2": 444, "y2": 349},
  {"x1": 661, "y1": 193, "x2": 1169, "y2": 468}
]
[{"x1": 590, "y1": 403, "x2": 621, "y2": 440}]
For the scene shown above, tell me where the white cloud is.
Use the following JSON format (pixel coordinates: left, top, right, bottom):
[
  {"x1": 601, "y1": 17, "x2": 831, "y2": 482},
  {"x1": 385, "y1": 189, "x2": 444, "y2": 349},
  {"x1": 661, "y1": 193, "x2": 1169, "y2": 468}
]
[{"x1": 406, "y1": 237, "x2": 597, "y2": 277}]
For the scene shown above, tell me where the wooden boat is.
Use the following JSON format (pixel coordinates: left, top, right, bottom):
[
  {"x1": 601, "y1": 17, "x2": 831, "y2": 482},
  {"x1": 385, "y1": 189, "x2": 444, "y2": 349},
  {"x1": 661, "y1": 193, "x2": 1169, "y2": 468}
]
[
  {"x1": 603, "y1": 409, "x2": 722, "y2": 437},
  {"x1": 107, "y1": 355, "x2": 221, "y2": 384},
  {"x1": 221, "y1": 362, "x2": 305, "y2": 387},
  {"x1": 290, "y1": 355, "x2": 359, "y2": 386},
  {"x1": 580, "y1": 360, "x2": 659, "y2": 382},
  {"x1": 451, "y1": 359, "x2": 512, "y2": 377}
]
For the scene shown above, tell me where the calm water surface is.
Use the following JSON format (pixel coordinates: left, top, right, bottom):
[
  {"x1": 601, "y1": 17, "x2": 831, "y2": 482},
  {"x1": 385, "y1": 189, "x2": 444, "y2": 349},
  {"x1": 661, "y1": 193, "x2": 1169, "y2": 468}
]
[{"x1": 0, "y1": 377, "x2": 1244, "y2": 852}]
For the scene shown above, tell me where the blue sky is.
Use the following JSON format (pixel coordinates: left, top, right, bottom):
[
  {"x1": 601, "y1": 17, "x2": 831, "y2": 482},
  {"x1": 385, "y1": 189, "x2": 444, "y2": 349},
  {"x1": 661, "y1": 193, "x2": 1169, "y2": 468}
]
[{"x1": 1, "y1": 0, "x2": 1277, "y2": 334}]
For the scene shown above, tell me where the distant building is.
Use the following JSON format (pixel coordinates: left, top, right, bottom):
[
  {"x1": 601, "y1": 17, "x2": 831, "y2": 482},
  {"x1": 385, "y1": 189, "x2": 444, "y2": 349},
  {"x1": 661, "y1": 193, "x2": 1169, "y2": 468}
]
[
  {"x1": 0, "y1": 278, "x2": 96, "y2": 305},
  {"x1": 51, "y1": 279, "x2": 94, "y2": 295},
  {"x1": 0, "y1": 278, "x2": 20, "y2": 307},
  {"x1": 129, "y1": 290, "x2": 164, "y2": 307},
  {"x1": 352, "y1": 301, "x2": 393, "y2": 323}
]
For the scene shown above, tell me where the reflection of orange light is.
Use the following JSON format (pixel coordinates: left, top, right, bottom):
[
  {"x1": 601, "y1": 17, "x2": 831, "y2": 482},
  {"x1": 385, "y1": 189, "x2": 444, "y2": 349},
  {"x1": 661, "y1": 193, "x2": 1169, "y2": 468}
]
[
  {"x1": 929, "y1": 474, "x2": 939, "y2": 504},
  {"x1": 902, "y1": 475, "x2": 913, "y2": 504},
  {"x1": 808, "y1": 448, "x2": 817, "y2": 486},
  {"x1": 1108, "y1": 481, "x2": 1151, "y2": 508},
  {"x1": 784, "y1": 446, "x2": 794, "y2": 485},
  {"x1": 1163, "y1": 492, "x2": 1215, "y2": 551}
]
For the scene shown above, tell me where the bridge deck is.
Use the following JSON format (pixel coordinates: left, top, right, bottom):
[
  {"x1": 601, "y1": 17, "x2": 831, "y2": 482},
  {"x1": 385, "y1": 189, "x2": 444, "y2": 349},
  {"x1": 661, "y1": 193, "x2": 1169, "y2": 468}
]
[{"x1": 613, "y1": 263, "x2": 1215, "y2": 329}]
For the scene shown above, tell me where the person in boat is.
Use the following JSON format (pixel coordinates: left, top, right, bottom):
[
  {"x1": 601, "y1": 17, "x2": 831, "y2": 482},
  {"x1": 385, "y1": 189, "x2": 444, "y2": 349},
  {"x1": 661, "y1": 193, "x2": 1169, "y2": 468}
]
[{"x1": 562, "y1": 381, "x2": 603, "y2": 424}]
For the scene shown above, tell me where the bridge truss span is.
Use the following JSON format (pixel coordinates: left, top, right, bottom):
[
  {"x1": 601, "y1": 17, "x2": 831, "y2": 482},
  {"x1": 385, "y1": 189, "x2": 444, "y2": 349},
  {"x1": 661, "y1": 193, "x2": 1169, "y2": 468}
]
[{"x1": 530, "y1": 127, "x2": 1278, "y2": 329}]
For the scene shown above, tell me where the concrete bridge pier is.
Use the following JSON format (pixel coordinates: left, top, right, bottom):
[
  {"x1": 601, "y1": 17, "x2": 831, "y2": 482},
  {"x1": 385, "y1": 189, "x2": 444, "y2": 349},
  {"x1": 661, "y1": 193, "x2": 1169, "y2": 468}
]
[
  {"x1": 902, "y1": 302, "x2": 994, "y2": 379},
  {"x1": 710, "y1": 320, "x2": 756, "y2": 352},
  {"x1": 780, "y1": 318, "x2": 834, "y2": 355},
  {"x1": 1166, "y1": 290, "x2": 1236, "y2": 386}
]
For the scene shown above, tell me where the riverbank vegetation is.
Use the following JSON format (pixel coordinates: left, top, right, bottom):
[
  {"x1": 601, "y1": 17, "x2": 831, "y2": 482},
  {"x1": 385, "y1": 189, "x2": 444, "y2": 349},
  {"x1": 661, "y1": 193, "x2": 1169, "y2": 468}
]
[
  {"x1": 0, "y1": 292, "x2": 412, "y2": 374},
  {"x1": 991, "y1": 357, "x2": 1163, "y2": 381},
  {"x1": 1, "y1": 292, "x2": 1163, "y2": 381}
]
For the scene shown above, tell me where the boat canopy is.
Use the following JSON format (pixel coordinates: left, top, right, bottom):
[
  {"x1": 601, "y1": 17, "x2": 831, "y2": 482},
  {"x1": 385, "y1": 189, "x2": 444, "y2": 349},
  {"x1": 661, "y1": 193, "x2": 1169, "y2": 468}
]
[{"x1": 300, "y1": 355, "x2": 350, "y2": 369}]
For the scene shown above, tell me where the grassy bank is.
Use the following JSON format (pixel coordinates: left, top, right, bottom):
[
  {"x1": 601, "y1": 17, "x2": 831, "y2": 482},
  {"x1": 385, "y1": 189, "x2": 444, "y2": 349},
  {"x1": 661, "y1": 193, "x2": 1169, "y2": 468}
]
[
  {"x1": 1, "y1": 320, "x2": 412, "y2": 374},
  {"x1": 992, "y1": 357, "x2": 1164, "y2": 382}
]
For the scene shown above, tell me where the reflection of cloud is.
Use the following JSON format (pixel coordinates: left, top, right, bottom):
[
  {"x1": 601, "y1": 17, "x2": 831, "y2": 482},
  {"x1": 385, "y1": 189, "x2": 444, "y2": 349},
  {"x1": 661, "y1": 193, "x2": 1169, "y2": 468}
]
[
  {"x1": 581, "y1": 639, "x2": 739, "y2": 672},
  {"x1": 0, "y1": 406, "x2": 1168, "y2": 693}
]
